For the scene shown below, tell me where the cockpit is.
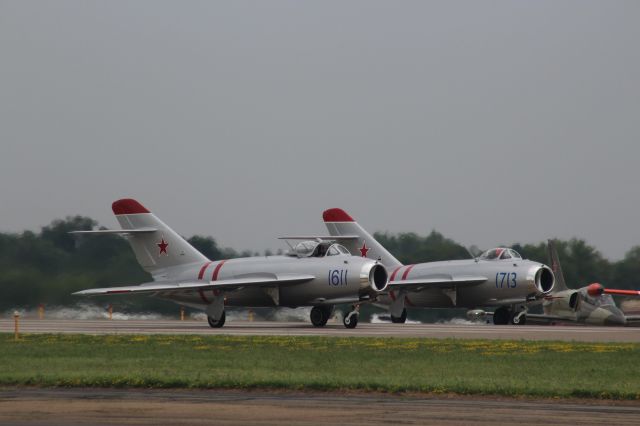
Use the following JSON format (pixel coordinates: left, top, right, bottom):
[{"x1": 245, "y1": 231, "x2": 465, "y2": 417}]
[
  {"x1": 290, "y1": 241, "x2": 351, "y2": 258},
  {"x1": 479, "y1": 248, "x2": 522, "y2": 261}
]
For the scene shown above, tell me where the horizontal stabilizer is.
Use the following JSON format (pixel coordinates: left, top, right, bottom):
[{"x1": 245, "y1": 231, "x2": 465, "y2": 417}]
[
  {"x1": 278, "y1": 235, "x2": 359, "y2": 240},
  {"x1": 72, "y1": 274, "x2": 315, "y2": 296},
  {"x1": 388, "y1": 276, "x2": 487, "y2": 291},
  {"x1": 70, "y1": 228, "x2": 158, "y2": 235}
]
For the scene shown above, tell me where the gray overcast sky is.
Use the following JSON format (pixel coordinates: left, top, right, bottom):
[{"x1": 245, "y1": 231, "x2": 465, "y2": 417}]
[{"x1": 1, "y1": 1, "x2": 639, "y2": 259}]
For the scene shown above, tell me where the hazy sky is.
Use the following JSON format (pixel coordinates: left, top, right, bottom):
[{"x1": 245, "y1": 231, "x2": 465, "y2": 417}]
[{"x1": 1, "y1": 1, "x2": 639, "y2": 259}]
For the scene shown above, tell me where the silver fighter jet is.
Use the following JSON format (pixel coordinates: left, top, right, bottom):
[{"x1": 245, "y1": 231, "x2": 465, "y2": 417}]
[
  {"x1": 322, "y1": 208, "x2": 555, "y2": 325},
  {"x1": 71, "y1": 199, "x2": 388, "y2": 328}
]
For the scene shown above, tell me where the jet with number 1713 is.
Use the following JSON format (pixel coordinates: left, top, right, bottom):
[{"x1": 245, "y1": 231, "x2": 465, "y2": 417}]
[
  {"x1": 71, "y1": 199, "x2": 390, "y2": 329},
  {"x1": 322, "y1": 208, "x2": 556, "y2": 325}
]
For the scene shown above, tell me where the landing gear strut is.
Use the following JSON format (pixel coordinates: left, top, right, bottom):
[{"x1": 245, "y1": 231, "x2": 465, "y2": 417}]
[
  {"x1": 510, "y1": 310, "x2": 527, "y2": 325},
  {"x1": 207, "y1": 310, "x2": 226, "y2": 328},
  {"x1": 391, "y1": 308, "x2": 407, "y2": 324},
  {"x1": 310, "y1": 306, "x2": 333, "y2": 327},
  {"x1": 343, "y1": 304, "x2": 360, "y2": 329}
]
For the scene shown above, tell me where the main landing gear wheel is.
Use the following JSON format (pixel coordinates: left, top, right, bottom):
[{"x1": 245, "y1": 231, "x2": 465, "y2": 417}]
[
  {"x1": 207, "y1": 311, "x2": 226, "y2": 328},
  {"x1": 391, "y1": 308, "x2": 407, "y2": 324},
  {"x1": 493, "y1": 307, "x2": 510, "y2": 325},
  {"x1": 310, "y1": 306, "x2": 332, "y2": 327}
]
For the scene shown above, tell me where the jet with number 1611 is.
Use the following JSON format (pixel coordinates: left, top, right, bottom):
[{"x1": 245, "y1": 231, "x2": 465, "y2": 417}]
[{"x1": 71, "y1": 199, "x2": 389, "y2": 328}]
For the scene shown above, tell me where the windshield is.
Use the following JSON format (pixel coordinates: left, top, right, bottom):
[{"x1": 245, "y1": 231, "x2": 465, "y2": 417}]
[
  {"x1": 584, "y1": 294, "x2": 616, "y2": 308},
  {"x1": 326, "y1": 244, "x2": 351, "y2": 256}
]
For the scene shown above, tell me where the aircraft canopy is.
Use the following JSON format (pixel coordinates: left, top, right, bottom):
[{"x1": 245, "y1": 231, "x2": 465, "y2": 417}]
[
  {"x1": 479, "y1": 248, "x2": 522, "y2": 261},
  {"x1": 292, "y1": 241, "x2": 351, "y2": 258}
]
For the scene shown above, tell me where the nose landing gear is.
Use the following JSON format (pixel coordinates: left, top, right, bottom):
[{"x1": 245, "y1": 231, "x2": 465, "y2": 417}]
[{"x1": 343, "y1": 304, "x2": 360, "y2": 329}]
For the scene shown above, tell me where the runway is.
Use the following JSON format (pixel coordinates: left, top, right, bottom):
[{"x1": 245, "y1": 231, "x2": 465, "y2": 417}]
[
  {"x1": 1, "y1": 388, "x2": 638, "y2": 425},
  {"x1": 2, "y1": 318, "x2": 639, "y2": 342}
]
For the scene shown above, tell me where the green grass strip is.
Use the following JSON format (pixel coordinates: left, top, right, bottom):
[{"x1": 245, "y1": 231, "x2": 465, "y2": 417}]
[{"x1": 1, "y1": 334, "x2": 639, "y2": 400}]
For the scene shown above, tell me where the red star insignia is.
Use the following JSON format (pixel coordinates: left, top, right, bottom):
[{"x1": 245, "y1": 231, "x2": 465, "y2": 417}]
[
  {"x1": 359, "y1": 241, "x2": 370, "y2": 257},
  {"x1": 157, "y1": 237, "x2": 169, "y2": 255}
]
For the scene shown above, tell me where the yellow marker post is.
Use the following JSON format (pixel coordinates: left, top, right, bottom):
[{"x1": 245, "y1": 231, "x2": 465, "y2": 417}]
[
  {"x1": 180, "y1": 306, "x2": 185, "y2": 321},
  {"x1": 13, "y1": 312, "x2": 20, "y2": 341},
  {"x1": 38, "y1": 304, "x2": 44, "y2": 320},
  {"x1": 108, "y1": 304, "x2": 113, "y2": 320},
  {"x1": 248, "y1": 309, "x2": 254, "y2": 322}
]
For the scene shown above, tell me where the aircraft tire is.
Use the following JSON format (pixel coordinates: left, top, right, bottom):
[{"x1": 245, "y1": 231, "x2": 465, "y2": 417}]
[
  {"x1": 391, "y1": 308, "x2": 408, "y2": 323},
  {"x1": 207, "y1": 311, "x2": 226, "y2": 328},
  {"x1": 493, "y1": 307, "x2": 510, "y2": 325},
  {"x1": 310, "y1": 306, "x2": 330, "y2": 327},
  {"x1": 343, "y1": 312, "x2": 358, "y2": 329}
]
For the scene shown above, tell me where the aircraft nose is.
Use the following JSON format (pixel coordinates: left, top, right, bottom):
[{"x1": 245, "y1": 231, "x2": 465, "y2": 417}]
[
  {"x1": 360, "y1": 261, "x2": 389, "y2": 293},
  {"x1": 529, "y1": 265, "x2": 555, "y2": 294}
]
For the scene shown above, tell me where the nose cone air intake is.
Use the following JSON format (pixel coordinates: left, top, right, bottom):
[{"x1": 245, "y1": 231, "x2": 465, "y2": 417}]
[
  {"x1": 369, "y1": 263, "x2": 388, "y2": 292},
  {"x1": 535, "y1": 266, "x2": 555, "y2": 294},
  {"x1": 359, "y1": 261, "x2": 389, "y2": 296}
]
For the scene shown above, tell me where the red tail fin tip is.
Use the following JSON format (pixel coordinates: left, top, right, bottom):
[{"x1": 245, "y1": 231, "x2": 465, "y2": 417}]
[
  {"x1": 323, "y1": 208, "x2": 354, "y2": 222},
  {"x1": 112, "y1": 199, "x2": 150, "y2": 215}
]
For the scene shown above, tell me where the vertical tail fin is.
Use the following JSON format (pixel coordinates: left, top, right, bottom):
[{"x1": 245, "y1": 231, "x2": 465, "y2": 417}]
[
  {"x1": 547, "y1": 239, "x2": 568, "y2": 292},
  {"x1": 112, "y1": 199, "x2": 209, "y2": 277},
  {"x1": 323, "y1": 208, "x2": 403, "y2": 269}
]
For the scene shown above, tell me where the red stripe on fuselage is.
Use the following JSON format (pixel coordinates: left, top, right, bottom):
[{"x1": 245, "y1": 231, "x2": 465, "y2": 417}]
[
  {"x1": 389, "y1": 266, "x2": 402, "y2": 282},
  {"x1": 211, "y1": 260, "x2": 227, "y2": 281},
  {"x1": 198, "y1": 261, "x2": 213, "y2": 280},
  {"x1": 401, "y1": 265, "x2": 415, "y2": 280}
]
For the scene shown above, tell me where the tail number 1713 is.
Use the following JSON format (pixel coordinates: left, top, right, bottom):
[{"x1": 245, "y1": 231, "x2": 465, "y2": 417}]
[{"x1": 496, "y1": 272, "x2": 517, "y2": 288}]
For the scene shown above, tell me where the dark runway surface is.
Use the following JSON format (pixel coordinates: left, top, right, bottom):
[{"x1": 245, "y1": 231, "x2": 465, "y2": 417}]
[
  {"x1": 1, "y1": 318, "x2": 640, "y2": 342},
  {"x1": 0, "y1": 388, "x2": 638, "y2": 425}
]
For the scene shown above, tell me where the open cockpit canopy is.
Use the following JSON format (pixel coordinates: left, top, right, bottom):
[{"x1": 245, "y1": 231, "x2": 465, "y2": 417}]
[
  {"x1": 291, "y1": 241, "x2": 351, "y2": 258},
  {"x1": 479, "y1": 247, "x2": 522, "y2": 261}
]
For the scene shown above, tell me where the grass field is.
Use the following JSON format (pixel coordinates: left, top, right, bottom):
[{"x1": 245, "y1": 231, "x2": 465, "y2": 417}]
[{"x1": 1, "y1": 333, "x2": 639, "y2": 399}]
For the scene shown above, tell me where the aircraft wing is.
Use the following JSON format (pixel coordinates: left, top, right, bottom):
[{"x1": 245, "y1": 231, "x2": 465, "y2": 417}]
[
  {"x1": 387, "y1": 276, "x2": 487, "y2": 292},
  {"x1": 73, "y1": 274, "x2": 315, "y2": 296},
  {"x1": 525, "y1": 313, "x2": 576, "y2": 324}
]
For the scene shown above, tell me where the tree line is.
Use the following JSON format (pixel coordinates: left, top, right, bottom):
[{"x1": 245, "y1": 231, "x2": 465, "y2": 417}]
[{"x1": 1, "y1": 216, "x2": 639, "y2": 313}]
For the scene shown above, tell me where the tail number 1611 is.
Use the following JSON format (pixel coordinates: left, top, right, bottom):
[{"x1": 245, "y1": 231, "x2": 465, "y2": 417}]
[{"x1": 328, "y1": 269, "x2": 348, "y2": 286}]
